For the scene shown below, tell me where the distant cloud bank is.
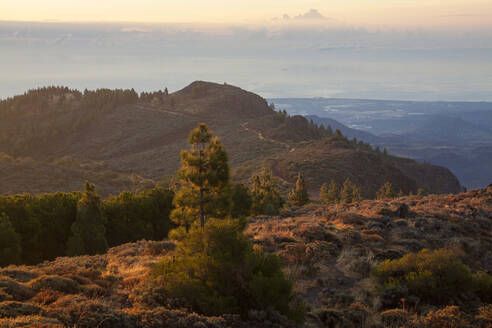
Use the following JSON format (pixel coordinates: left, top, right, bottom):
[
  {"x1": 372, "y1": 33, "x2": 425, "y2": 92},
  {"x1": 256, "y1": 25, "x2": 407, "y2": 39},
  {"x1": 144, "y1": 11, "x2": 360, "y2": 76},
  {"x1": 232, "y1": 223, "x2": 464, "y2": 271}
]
[{"x1": 0, "y1": 19, "x2": 491, "y2": 101}]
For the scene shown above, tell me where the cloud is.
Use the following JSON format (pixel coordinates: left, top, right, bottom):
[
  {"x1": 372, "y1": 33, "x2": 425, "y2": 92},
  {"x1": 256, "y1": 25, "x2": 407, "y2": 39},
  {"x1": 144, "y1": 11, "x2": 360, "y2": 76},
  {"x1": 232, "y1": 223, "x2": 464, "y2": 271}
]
[
  {"x1": 121, "y1": 27, "x2": 150, "y2": 33},
  {"x1": 272, "y1": 9, "x2": 337, "y2": 27},
  {"x1": 294, "y1": 9, "x2": 332, "y2": 21}
]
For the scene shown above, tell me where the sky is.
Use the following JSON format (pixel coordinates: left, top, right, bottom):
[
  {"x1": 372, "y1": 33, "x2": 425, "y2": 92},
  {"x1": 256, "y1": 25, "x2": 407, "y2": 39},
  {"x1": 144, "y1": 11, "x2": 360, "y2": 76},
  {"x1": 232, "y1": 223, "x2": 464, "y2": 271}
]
[
  {"x1": 1, "y1": 2, "x2": 492, "y2": 101},
  {"x1": 1, "y1": 0, "x2": 492, "y2": 28}
]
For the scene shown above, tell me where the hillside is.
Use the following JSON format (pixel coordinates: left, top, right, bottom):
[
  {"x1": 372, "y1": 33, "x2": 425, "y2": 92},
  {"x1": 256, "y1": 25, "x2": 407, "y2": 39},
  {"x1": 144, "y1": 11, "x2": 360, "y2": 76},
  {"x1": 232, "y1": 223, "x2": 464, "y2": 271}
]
[
  {"x1": 271, "y1": 98, "x2": 492, "y2": 189},
  {"x1": 305, "y1": 115, "x2": 381, "y2": 144},
  {"x1": 0, "y1": 82, "x2": 461, "y2": 196},
  {"x1": 0, "y1": 186, "x2": 490, "y2": 327}
]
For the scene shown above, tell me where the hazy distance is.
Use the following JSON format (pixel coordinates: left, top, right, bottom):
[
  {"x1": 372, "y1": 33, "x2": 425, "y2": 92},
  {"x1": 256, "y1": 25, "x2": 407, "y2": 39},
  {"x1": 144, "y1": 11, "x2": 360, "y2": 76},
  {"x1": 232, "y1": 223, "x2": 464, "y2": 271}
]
[{"x1": 1, "y1": 6, "x2": 492, "y2": 101}]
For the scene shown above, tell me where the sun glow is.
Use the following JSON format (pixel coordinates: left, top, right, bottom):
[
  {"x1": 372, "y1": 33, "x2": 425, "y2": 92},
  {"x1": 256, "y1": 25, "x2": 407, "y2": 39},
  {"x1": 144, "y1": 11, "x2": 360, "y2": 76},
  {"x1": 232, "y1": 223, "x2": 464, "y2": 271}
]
[{"x1": 1, "y1": 0, "x2": 491, "y2": 28}]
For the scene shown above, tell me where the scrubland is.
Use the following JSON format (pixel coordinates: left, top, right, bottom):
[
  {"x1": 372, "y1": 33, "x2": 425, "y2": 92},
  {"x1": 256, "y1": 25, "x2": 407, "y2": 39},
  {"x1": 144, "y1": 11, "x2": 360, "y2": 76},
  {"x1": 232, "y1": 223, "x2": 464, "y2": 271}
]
[{"x1": 0, "y1": 186, "x2": 491, "y2": 327}]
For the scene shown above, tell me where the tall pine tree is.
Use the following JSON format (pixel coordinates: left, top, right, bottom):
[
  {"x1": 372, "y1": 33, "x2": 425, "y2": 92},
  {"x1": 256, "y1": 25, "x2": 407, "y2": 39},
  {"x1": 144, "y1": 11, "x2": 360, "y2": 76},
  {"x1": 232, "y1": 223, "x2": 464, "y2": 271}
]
[
  {"x1": 288, "y1": 172, "x2": 309, "y2": 206},
  {"x1": 340, "y1": 178, "x2": 355, "y2": 204},
  {"x1": 171, "y1": 123, "x2": 230, "y2": 228},
  {"x1": 320, "y1": 180, "x2": 339, "y2": 204},
  {"x1": 377, "y1": 181, "x2": 396, "y2": 200},
  {"x1": 250, "y1": 167, "x2": 284, "y2": 216},
  {"x1": 67, "y1": 182, "x2": 108, "y2": 256}
]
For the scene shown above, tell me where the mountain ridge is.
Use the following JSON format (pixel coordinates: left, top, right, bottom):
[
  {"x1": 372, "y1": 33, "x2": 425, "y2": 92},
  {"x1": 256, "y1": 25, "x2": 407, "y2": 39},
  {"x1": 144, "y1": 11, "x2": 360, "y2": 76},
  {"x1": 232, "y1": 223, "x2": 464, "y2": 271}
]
[{"x1": 0, "y1": 81, "x2": 462, "y2": 196}]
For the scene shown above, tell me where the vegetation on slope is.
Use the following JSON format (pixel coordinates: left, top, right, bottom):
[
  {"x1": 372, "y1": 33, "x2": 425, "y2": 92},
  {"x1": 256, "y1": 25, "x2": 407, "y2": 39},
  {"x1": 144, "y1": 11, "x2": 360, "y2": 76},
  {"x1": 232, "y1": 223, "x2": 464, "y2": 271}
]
[
  {"x1": 0, "y1": 187, "x2": 174, "y2": 265},
  {"x1": 152, "y1": 219, "x2": 303, "y2": 321},
  {"x1": 246, "y1": 185, "x2": 492, "y2": 327},
  {"x1": 0, "y1": 82, "x2": 462, "y2": 196},
  {"x1": 0, "y1": 186, "x2": 491, "y2": 327}
]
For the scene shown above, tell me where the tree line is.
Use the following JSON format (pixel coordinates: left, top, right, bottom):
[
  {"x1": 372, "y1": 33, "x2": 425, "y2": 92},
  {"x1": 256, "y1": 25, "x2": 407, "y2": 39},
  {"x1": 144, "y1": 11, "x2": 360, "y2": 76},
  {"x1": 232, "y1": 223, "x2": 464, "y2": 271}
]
[
  {"x1": 0, "y1": 187, "x2": 174, "y2": 266},
  {"x1": 0, "y1": 121, "x2": 423, "y2": 267}
]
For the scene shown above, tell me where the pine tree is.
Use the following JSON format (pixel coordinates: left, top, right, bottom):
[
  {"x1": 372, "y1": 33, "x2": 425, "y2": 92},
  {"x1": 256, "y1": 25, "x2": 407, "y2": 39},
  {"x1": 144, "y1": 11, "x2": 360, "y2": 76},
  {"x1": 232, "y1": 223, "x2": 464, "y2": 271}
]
[
  {"x1": 153, "y1": 218, "x2": 299, "y2": 320},
  {"x1": 320, "y1": 183, "x2": 329, "y2": 204},
  {"x1": 67, "y1": 182, "x2": 108, "y2": 256},
  {"x1": 0, "y1": 213, "x2": 22, "y2": 266},
  {"x1": 250, "y1": 167, "x2": 284, "y2": 216},
  {"x1": 171, "y1": 123, "x2": 230, "y2": 228},
  {"x1": 340, "y1": 178, "x2": 355, "y2": 204},
  {"x1": 229, "y1": 183, "x2": 252, "y2": 218},
  {"x1": 320, "y1": 180, "x2": 339, "y2": 204},
  {"x1": 352, "y1": 185, "x2": 362, "y2": 202},
  {"x1": 326, "y1": 125, "x2": 333, "y2": 136},
  {"x1": 288, "y1": 172, "x2": 309, "y2": 206},
  {"x1": 377, "y1": 181, "x2": 396, "y2": 199},
  {"x1": 417, "y1": 188, "x2": 427, "y2": 198}
]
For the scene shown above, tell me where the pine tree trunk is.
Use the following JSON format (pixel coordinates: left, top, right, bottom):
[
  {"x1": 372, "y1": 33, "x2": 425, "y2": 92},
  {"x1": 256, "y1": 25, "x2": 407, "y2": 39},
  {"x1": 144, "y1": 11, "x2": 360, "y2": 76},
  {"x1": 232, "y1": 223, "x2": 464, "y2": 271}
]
[{"x1": 200, "y1": 187, "x2": 204, "y2": 228}]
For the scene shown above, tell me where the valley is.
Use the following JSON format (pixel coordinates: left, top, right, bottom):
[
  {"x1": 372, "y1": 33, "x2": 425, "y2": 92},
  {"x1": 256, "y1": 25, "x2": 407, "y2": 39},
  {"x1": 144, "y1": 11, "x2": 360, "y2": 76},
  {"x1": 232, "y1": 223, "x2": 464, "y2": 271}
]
[{"x1": 271, "y1": 98, "x2": 492, "y2": 189}]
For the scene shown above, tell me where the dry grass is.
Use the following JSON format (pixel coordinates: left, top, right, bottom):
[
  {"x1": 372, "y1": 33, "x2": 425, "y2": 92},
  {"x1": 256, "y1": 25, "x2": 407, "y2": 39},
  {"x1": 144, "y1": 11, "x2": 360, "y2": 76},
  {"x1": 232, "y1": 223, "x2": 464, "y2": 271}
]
[
  {"x1": 246, "y1": 186, "x2": 492, "y2": 327},
  {"x1": 0, "y1": 187, "x2": 490, "y2": 327}
]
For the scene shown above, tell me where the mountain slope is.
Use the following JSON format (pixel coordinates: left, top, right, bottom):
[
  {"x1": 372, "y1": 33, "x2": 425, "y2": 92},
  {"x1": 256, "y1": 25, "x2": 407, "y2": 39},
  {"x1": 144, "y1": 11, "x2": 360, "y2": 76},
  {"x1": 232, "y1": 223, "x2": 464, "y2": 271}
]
[
  {"x1": 0, "y1": 82, "x2": 461, "y2": 195},
  {"x1": 1, "y1": 187, "x2": 490, "y2": 327},
  {"x1": 305, "y1": 115, "x2": 381, "y2": 143}
]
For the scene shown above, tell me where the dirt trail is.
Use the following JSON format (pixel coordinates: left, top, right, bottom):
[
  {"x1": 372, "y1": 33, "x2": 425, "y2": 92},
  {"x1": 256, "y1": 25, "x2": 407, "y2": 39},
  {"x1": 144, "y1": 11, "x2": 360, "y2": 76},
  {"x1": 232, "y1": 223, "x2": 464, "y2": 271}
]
[{"x1": 240, "y1": 122, "x2": 291, "y2": 149}]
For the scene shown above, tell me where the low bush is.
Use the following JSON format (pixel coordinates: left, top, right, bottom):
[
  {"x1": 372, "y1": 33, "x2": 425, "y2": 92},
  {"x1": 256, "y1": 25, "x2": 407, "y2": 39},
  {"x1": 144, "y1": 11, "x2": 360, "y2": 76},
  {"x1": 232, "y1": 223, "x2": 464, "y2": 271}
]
[
  {"x1": 28, "y1": 275, "x2": 80, "y2": 294},
  {"x1": 0, "y1": 277, "x2": 35, "y2": 301},
  {"x1": 477, "y1": 304, "x2": 492, "y2": 327},
  {"x1": 474, "y1": 271, "x2": 492, "y2": 303},
  {"x1": 414, "y1": 306, "x2": 470, "y2": 328},
  {"x1": 152, "y1": 218, "x2": 303, "y2": 323},
  {"x1": 372, "y1": 248, "x2": 492, "y2": 306},
  {"x1": 0, "y1": 315, "x2": 63, "y2": 328},
  {"x1": 47, "y1": 295, "x2": 136, "y2": 328},
  {"x1": 0, "y1": 301, "x2": 44, "y2": 318},
  {"x1": 372, "y1": 249, "x2": 474, "y2": 305},
  {"x1": 380, "y1": 308, "x2": 409, "y2": 327}
]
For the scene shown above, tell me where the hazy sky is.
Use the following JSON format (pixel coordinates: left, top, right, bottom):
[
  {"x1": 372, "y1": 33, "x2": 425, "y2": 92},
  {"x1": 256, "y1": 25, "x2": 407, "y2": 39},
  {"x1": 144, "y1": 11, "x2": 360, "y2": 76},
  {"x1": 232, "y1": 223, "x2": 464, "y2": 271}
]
[
  {"x1": 2, "y1": 0, "x2": 492, "y2": 28},
  {"x1": 1, "y1": 2, "x2": 492, "y2": 101}
]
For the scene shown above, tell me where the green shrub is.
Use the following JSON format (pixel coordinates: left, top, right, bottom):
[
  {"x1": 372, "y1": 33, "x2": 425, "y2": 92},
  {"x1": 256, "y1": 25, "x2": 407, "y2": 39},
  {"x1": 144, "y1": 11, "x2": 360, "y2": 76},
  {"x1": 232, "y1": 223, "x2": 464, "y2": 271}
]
[
  {"x1": 0, "y1": 185, "x2": 173, "y2": 266},
  {"x1": 371, "y1": 249, "x2": 474, "y2": 304},
  {"x1": 474, "y1": 271, "x2": 492, "y2": 303},
  {"x1": 250, "y1": 167, "x2": 284, "y2": 216},
  {"x1": 103, "y1": 188, "x2": 174, "y2": 247},
  {"x1": 229, "y1": 183, "x2": 252, "y2": 218},
  {"x1": 0, "y1": 214, "x2": 22, "y2": 267},
  {"x1": 152, "y1": 218, "x2": 302, "y2": 322},
  {"x1": 67, "y1": 182, "x2": 108, "y2": 256}
]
